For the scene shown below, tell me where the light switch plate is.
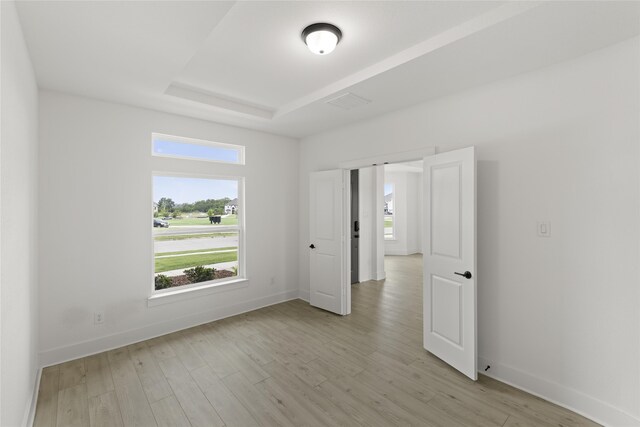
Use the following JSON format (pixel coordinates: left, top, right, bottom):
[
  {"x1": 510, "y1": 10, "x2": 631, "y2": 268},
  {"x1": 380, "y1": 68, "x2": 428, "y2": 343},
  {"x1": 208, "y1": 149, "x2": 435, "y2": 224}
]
[
  {"x1": 537, "y1": 221, "x2": 551, "y2": 237},
  {"x1": 94, "y1": 311, "x2": 105, "y2": 325}
]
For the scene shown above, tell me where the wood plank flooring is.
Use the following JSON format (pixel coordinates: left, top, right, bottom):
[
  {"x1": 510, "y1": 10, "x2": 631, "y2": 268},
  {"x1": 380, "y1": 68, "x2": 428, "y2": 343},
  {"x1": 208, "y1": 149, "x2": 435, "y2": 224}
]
[{"x1": 34, "y1": 254, "x2": 599, "y2": 426}]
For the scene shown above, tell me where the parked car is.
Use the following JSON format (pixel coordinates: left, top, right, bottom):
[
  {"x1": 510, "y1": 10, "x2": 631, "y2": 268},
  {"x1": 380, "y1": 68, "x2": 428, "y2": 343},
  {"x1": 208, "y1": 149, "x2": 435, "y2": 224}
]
[{"x1": 154, "y1": 218, "x2": 169, "y2": 228}]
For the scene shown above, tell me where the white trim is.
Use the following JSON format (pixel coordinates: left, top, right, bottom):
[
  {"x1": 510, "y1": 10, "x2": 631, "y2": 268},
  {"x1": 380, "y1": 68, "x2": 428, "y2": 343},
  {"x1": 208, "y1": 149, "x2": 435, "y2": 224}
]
[
  {"x1": 384, "y1": 181, "x2": 396, "y2": 240},
  {"x1": 23, "y1": 367, "x2": 42, "y2": 427},
  {"x1": 478, "y1": 357, "x2": 640, "y2": 427},
  {"x1": 152, "y1": 170, "x2": 244, "y2": 181},
  {"x1": 148, "y1": 278, "x2": 249, "y2": 307},
  {"x1": 342, "y1": 169, "x2": 351, "y2": 315},
  {"x1": 39, "y1": 290, "x2": 300, "y2": 368},
  {"x1": 384, "y1": 249, "x2": 422, "y2": 256},
  {"x1": 374, "y1": 166, "x2": 386, "y2": 282},
  {"x1": 339, "y1": 147, "x2": 436, "y2": 170},
  {"x1": 151, "y1": 132, "x2": 245, "y2": 165},
  {"x1": 298, "y1": 289, "x2": 310, "y2": 302}
]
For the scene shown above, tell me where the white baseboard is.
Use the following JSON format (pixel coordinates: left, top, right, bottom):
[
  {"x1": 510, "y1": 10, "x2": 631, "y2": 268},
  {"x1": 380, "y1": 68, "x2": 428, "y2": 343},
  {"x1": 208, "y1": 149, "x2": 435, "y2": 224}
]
[
  {"x1": 298, "y1": 289, "x2": 310, "y2": 302},
  {"x1": 478, "y1": 357, "x2": 640, "y2": 427},
  {"x1": 357, "y1": 272, "x2": 372, "y2": 283},
  {"x1": 39, "y1": 290, "x2": 299, "y2": 367},
  {"x1": 384, "y1": 248, "x2": 421, "y2": 256},
  {"x1": 375, "y1": 270, "x2": 386, "y2": 281},
  {"x1": 384, "y1": 249, "x2": 406, "y2": 256},
  {"x1": 23, "y1": 367, "x2": 41, "y2": 427}
]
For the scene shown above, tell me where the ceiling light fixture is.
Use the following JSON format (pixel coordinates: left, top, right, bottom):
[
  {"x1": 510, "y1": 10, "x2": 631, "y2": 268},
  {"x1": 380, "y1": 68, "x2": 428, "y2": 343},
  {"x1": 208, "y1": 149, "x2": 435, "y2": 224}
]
[{"x1": 301, "y1": 23, "x2": 342, "y2": 55}]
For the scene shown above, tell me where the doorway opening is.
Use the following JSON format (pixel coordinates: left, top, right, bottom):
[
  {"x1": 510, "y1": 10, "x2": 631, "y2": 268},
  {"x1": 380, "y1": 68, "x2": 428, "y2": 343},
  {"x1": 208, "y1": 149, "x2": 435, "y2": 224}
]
[
  {"x1": 348, "y1": 160, "x2": 424, "y2": 291},
  {"x1": 381, "y1": 161, "x2": 424, "y2": 277}
]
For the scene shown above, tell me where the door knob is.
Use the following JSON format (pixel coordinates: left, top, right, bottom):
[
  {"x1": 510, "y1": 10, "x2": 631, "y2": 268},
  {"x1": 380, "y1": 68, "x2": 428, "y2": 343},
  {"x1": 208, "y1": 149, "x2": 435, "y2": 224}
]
[
  {"x1": 309, "y1": 244, "x2": 315, "y2": 249},
  {"x1": 454, "y1": 271, "x2": 472, "y2": 279}
]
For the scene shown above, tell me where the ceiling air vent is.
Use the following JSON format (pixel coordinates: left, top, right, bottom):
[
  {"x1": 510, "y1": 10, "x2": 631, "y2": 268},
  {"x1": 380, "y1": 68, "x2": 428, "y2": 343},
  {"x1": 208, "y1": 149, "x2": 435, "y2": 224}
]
[{"x1": 326, "y1": 92, "x2": 372, "y2": 110}]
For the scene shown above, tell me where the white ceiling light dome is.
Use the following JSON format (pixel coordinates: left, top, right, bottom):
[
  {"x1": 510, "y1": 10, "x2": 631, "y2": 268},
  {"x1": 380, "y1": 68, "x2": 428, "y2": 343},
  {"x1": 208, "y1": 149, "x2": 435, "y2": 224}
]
[{"x1": 301, "y1": 23, "x2": 342, "y2": 55}]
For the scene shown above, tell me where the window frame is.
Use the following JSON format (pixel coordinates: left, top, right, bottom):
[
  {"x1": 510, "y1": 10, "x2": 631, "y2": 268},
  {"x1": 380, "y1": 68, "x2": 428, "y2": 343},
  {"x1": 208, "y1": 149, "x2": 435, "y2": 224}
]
[
  {"x1": 150, "y1": 171, "x2": 246, "y2": 297},
  {"x1": 151, "y1": 132, "x2": 245, "y2": 165},
  {"x1": 384, "y1": 182, "x2": 396, "y2": 240}
]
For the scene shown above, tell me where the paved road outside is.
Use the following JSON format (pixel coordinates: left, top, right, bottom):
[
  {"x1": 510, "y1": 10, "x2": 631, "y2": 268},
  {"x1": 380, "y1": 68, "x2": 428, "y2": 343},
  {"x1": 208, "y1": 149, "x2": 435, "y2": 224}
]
[
  {"x1": 154, "y1": 234, "x2": 239, "y2": 253},
  {"x1": 154, "y1": 225, "x2": 235, "y2": 236}
]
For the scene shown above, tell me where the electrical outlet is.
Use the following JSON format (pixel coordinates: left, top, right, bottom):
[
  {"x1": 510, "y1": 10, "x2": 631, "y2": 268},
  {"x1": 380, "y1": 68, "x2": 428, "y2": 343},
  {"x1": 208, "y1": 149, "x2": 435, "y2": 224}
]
[
  {"x1": 537, "y1": 221, "x2": 551, "y2": 237},
  {"x1": 94, "y1": 311, "x2": 105, "y2": 325},
  {"x1": 270, "y1": 277, "x2": 275, "y2": 286}
]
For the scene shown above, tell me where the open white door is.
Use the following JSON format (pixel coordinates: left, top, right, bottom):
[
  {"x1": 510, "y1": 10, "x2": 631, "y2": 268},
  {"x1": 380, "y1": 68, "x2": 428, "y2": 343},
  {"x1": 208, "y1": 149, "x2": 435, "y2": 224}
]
[
  {"x1": 309, "y1": 169, "x2": 350, "y2": 315},
  {"x1": 423, "y1": 147, "x2": 477, "y2": 380}
]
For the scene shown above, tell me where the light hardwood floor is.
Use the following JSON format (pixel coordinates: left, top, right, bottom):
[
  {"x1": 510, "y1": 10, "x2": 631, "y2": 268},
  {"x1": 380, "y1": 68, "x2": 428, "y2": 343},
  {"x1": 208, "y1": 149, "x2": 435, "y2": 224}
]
[{"x1": 34, "y1": 254, "x2": 598, "y2": 426}]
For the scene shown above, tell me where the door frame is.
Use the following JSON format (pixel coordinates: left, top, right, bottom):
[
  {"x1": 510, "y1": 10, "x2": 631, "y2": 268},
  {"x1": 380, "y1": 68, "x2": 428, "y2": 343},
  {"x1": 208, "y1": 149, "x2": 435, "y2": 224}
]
[
  {"x1": 338, "y1": 147, "x2": 437, "y2": 170},
  {"x1": 350, "y1": 169, "x2": 360, "y2": 284}
]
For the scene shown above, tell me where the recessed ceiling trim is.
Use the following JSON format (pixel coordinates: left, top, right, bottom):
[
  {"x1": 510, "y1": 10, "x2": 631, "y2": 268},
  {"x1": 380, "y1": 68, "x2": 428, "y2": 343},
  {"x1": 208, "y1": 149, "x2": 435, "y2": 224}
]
[
  {"x1": 326, "y1": 92, "x2": 371, "y2": 110},
  {"x1": 274, "y1": 1, "x2": 540, "y2": 119},
  {"x1": 165, "y1": 82, "x2": 274, "y2": 120}
]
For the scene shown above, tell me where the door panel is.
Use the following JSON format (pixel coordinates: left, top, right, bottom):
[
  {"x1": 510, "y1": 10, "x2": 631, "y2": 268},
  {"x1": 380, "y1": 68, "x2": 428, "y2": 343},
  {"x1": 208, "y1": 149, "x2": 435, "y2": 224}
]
[
  {"x1": 431, "y1": 275, "x2": 462, "y2": 347},
  {"x1": 431, "y1": 164, "x2": 462, "y2": 259},
  {"x1": 423, "y1": 147, "x2": 477, "y2": 380},
  {"x1": 315, "y1": 180, "x2": 335, "y2": 239},
  {"x1": 309, "y1": 169, "x2": 349, "y2": 315}
]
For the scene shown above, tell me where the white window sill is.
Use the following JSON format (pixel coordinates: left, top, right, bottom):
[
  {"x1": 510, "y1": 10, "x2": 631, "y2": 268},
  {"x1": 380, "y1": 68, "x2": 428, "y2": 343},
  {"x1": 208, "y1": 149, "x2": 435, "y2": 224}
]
[
  {"x1": 148, "y1": 278, "x2": 248, "y2": 307},
  {"x1": 384, "y1": 237, "x2": 397, "y2": 241}
]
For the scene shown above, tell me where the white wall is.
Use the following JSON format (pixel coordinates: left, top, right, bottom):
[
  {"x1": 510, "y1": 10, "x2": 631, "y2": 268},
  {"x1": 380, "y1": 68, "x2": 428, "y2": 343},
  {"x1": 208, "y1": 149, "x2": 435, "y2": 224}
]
[
  {"x1": 408, "y1": 171, "x2": 422, "y2": 254},
  {"x1": 299, "y1": 36, "x2": 640, "y2": 426},
  {"x1": 38, "y1": 91, "x2": 299, "y2": 365},
  {"x1": 1, "y1": 2, "x2": 40, "y2": 425},
  {"x1": 357, "y1": 167, "x2": 374, "y2": 282},
  {"x1": 384, "y1": 169, "x2": 423, "y2": 256}
]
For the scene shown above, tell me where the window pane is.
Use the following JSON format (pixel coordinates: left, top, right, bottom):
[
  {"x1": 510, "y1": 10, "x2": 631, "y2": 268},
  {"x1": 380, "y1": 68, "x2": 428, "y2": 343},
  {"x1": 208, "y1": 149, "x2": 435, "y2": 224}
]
[
  {"x1": 152, "y1": 134, "x2": 243, "y2": 164},
  {"x1": 153, "y1": 175, "x2": 240, "y2": 290}
]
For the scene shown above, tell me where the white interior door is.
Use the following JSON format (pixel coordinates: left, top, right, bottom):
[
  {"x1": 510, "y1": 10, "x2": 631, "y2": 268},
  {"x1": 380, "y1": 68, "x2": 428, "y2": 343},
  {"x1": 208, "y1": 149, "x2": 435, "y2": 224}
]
[
  {"x1": 423, "y1": 146, "x2": 477, "y2": 380},
  {"x1": 309, "y1": 169, "x2": 350, "y2": 315}
]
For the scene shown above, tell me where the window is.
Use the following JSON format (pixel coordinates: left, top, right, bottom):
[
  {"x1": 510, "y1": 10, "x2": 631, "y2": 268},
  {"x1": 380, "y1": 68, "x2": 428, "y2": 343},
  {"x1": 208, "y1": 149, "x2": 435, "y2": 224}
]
[
  {"x1": 152, "y1": 133, "x2": 244, "y2": 164},
  {"x1": 153, "y1": 174, "x2": 244, "y2": 292},
  {"x1": 384, "y1": 183, "x2": 394, "y2": 239}
]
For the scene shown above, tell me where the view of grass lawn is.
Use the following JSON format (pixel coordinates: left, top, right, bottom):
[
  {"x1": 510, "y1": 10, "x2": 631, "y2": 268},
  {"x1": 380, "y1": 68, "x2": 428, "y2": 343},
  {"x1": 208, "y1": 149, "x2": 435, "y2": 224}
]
[
  {"x1": 166, "y1": 214, "x2": 238, "y2": 226},
  {"x1": 384, "y1": 216, "x2": 393, "y2": 227},
  {"x1": 154, "y1": 232, "x2": 237, "y2": 241},
  {"x1": 155, "y1": 251, "x2": 238, "y2": 273}
]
